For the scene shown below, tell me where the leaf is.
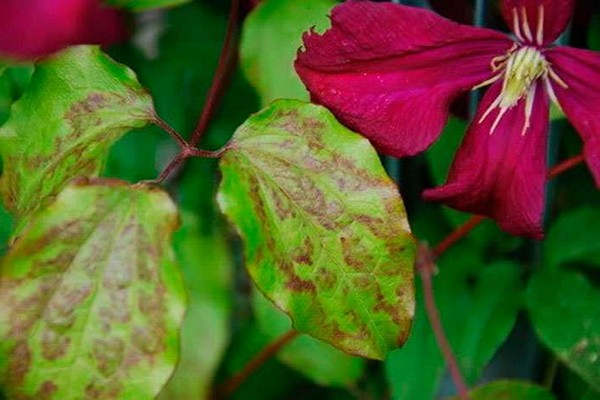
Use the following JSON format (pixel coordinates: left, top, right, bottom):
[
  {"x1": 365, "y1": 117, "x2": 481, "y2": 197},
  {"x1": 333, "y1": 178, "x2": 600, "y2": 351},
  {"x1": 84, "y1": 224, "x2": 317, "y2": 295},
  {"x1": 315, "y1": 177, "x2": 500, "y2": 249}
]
[
  {"x1": 0, "y1": 203, "x2": 13, "y2": 257},
  {"x1": 0, "y1": 72, "x2": 10, "y2": 125},
  {"x1": 386, "y1": 253, "x2": 521, "y2": 399},
  {"x1": 0, "y1": 179, "x2": 185, "y2": 399},
  {"x1": 218, "y1": 99, "x2": 415, "y2": 359},
  {"x1": 0, "y1": 46, "x2": 154, "y2": 220},
  {"x1": 105, "y1": 0, "x2": 191, "y2": 11},
  {"x1": 253, "y1": 290, "x2": 365, "y2": 386},
  {"x1": 528, "y1": 269, "x2": 600, "y2": 391},
  {"x1": 158, "y1": 212, "x2": 233, "y2": 400},
  {"x1": 454, "y1": 262, "x2": 522, "y2": 382},
  {"x1": 240, "y1": 0, "x2": 336, "y2": 106},
  {"x1": 545, "y1": 207, "x2": 600, "y2": 269},
  {"x1": 450, "y1": 380, "x2": 556, "y2": 400}
]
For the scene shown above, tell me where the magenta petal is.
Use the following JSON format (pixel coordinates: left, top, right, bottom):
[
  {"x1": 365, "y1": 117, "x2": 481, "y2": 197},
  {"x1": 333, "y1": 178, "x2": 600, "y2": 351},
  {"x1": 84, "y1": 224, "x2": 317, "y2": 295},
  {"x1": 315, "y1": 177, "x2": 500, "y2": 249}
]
[
  {"x1": 501, "y1": 0, "x2": 574, "y2": 45},
  {"x1": 546, "y1": 47, "x2": 600, "y2": 187},
  {"x1": 295, "y1": 1, "x2": 512, "y2": 157},
  {"x1": 424, "y1": 81, "x2": 549, "y2": 238},
  {"x1": 0, "y1": 0, "x2": 126, "y2": 60}
]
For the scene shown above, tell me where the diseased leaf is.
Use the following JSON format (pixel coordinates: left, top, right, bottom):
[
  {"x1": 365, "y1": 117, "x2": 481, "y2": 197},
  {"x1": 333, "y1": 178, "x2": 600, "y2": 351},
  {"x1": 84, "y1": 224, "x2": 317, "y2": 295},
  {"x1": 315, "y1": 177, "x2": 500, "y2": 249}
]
[
  {"x1": 218, "y1": 100, "x2": 415, "y2": 359},
  {"x1": 158, "y1": 212, "x2": 233, "y2": 400},
  {"x1": 105, "y1": 0, "x2": 191, "y2": 11},
  {"x1": 545, "y1": 207, "x2": 600, "y2": 269},
  {"x1": 450, "y1": 380, "x2": 556, "y2": 400},
  {"x1": 0, "y1": 179, "x2": 185, "y2": 399},
  {"x1": 0, "y1": 46, "x2": 153, "y2": 220},
  {"x1": 253, "y1": 290, "x2": 364, "y2": 386},
  {"x1": 528, "y1": 269, "x2": 600, "y2": 391},
  {"x1": 241, "y1": 0, "x2": 336, "y2": 106}
]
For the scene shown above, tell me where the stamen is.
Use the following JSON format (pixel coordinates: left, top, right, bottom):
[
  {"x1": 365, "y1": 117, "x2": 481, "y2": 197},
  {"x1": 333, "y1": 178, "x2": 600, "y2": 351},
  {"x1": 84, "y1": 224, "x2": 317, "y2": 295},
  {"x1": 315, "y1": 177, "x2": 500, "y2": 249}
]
[
  {"x1": 548, "y1": 67, "x2": 569, "y2": 89},
  {"x1": 536, "y1": 5, "x2": 545, "y2": 45},
  {"x1": 479, "y1": 94, "x2": 503, "y2": 124},
  {"x1": 476, "y1": 45, "x2": 553, "y2": 136},
  {"x1": 472, "y1": 73, "x2": 503, "y2": 91},
  {"x1": 512, "y1": 8, "x2": 524, "y2": 42},
  {"x1": 520, "y1": 7, "x2": 534, "y2": 42},
  {"x1": 490, "y1": 107, "x2": 509, "y2": 135},
  {"x1": 522, "y1": 82, "x2": 537, "y2": 136},
  {"x1": 543, "y1": 76, "x2": 559, "y2": 105}
]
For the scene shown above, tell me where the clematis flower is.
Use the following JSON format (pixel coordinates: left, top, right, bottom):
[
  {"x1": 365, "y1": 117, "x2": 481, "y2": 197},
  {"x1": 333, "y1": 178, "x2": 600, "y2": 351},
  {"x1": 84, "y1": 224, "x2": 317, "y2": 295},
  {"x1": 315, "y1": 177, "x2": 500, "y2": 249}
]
[
  {"x1": 295, "y1": 0, "x2": 600, "y2": 238},
  {"x1": 0, "y1": 0, "x2": 126, "y2": 60}
]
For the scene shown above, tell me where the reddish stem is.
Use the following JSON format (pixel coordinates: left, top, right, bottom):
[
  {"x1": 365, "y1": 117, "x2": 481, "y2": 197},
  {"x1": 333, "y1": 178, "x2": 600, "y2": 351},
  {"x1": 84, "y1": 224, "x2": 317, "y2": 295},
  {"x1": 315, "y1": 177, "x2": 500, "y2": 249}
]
[
  {"x1": 433, "y1": 215, "x2": 485, "y2": 258},
  {"x1": 189, "y1": 0, "x2": 241, "y2": 147},
  {"x1": 153, "y1": 116, "x2": 189, "y2": 148},
  {"x1": 417, "y1": 152, "x2": 586, "y2": 400},
  {"x1": 547, "y1": 153, "x2": 585, "y2": 179},
  {"x1": 217, "y1": 330, "x2": 300, "y2": 396},
  {"x1": 417, "y1": 243, "x2": 470, "y2": 400}
]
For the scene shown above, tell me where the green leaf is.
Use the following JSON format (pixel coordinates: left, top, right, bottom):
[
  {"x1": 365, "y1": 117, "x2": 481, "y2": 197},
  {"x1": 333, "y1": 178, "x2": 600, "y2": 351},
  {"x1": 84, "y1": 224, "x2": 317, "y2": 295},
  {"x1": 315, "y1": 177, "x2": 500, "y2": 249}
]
[
  {"x1": 240, "y1": 0, "x2": 336, "y2": 106},
  {"x1": 105, "y1": 0, "x2": 190, "y2": 11},
  {"x1": 0, "y1": 72, "x2": 11, "y2": 126},
  {"x1": 386, "y1": 256, "x2": 521, "y2": 399},
  {"x1": 528, "y1": 269, "x2": 600, "y2": 391},
  {"x1": 0, "y1": 46, "x2": 154, "y2": 220},
  {"x1": 253, "y1": 290, "x2": 365, "y2": 386},
  {"x1": 450, "y1": 380, "x2": 556, "y2": 400},
  {"x1": 218, "y1": 100, "x2": 415, "y2": 359},
  {"x1": 0, "y1": 179, "x2": 185, "y2": 399},
  {"x1": 158, "y1": 212, "x2": 233, "y2": 400},
  {"x1": 454, "y1": 262, "x2": 522, "y2": 382},
  {"x1": 545, "y1": 207, "x2": 600, "y2": 269},
  {"x1": 0, "y1": 203, "x2": 13, "y2": 257}
]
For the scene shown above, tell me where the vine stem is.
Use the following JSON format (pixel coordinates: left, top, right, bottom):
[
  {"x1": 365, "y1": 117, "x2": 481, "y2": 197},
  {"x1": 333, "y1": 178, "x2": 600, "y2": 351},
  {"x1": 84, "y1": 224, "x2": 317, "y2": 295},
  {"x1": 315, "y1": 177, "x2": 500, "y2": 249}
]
[
  {"x1": 216, "y1": 330, "x2": 300, "y2": 397},
  {"x1": 151, "y1": 117, "x2": 227, "y2": 184},
  {"x1": 417, "y1": 152, "x2": 586, "y2": 399},
  {"x1": 152, "y1": 0, "x2": 241, "y2": 183},
  {"x1": 189, "y1": 0, "x2": 241, "y2": 147},
  {"x1": 417, "y1": 243, "x2": 470, "y2": 400}
]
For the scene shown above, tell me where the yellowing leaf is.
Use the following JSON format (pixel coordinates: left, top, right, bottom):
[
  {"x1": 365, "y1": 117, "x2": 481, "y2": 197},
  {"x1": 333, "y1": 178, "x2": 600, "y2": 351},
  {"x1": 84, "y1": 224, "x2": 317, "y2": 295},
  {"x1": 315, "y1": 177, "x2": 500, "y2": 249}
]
[
  {"x1": 0, "y1": 180, "x2": 185, "y2": 399},
  {"x1": 0, "y1": 46, "x2": 154, "y2": 221},
  {"x1": 218, "y1": 100, "x2": 415, "y2": 359}
]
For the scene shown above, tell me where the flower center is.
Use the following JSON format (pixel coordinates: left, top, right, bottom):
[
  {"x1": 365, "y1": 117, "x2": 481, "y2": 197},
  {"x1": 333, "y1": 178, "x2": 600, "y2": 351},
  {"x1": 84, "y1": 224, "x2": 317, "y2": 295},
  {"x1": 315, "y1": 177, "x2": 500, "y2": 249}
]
[
  {"x1": 472, "y1": 5, "x2": 569, "y2": 136},
  {"x1": 499, "y1": 46, "x2": 548, "y2": 110}
]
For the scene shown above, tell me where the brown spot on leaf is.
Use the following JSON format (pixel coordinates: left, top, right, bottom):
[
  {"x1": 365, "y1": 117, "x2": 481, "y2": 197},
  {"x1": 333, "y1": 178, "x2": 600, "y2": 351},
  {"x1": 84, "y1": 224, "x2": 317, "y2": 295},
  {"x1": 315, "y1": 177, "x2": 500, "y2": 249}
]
[
  {"x1": 132, "y1": 325, "x2": 163, "y2": 355},
  {"x1": 37, "y1": 381, "x2": 58, "y2": 400},
  {"x1": 45, "y1": 283, "x2": 92, "y2": 330},
  {"x1": 7, "y1": 342, "x2": 31, "y2": 387},
  {"x1": 85, "y1": 381, "x2": 123, "y2": 399},
  {"x1": 286, "y1": 276, "x2": 317, "y2": 293},
  {"x1": 292, "y1": 237, "x2": 314, "y2": 265},
  {"x1": 340, "y1": 226, "x2": 376, "y2": 272},
  {"x1": 93, "y1": 337, "x2": 125, "y2": 377},
  {"x1": 41, "y1": 329, "x2": 70, "y2": 361}
]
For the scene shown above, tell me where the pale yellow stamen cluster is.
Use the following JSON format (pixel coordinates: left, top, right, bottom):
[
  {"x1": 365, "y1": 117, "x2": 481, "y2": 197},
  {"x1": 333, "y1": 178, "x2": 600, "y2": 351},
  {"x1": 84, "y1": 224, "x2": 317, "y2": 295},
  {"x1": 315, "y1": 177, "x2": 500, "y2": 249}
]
[{"x1": 473, "y1": 5, "x2": 569, "y2": 135}]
